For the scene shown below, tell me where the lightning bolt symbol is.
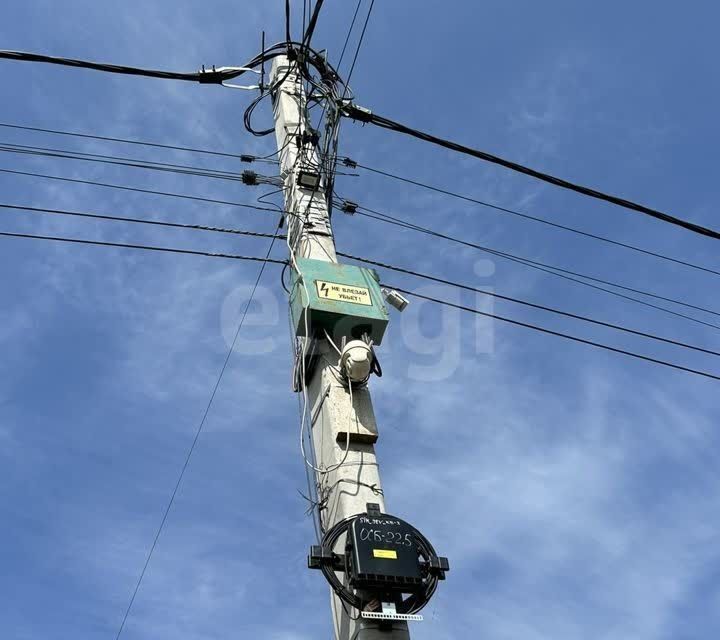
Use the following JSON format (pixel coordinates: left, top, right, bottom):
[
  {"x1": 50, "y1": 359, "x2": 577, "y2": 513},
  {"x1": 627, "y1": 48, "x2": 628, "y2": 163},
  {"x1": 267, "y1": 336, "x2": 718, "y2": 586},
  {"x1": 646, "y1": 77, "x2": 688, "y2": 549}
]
[{"x1": 320, "y1": 282, "x2": 329, "y2": 296}]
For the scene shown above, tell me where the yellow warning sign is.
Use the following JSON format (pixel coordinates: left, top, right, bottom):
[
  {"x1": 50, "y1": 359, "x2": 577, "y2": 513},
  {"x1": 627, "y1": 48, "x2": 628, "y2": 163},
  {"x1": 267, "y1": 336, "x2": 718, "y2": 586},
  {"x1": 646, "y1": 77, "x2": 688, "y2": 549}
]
[
  {"x1": 373, "y1": 549, "x2": 398, "y2": 560},
  {"x1": 315, "y1": 280, "x2": 372, "y2": 306}
]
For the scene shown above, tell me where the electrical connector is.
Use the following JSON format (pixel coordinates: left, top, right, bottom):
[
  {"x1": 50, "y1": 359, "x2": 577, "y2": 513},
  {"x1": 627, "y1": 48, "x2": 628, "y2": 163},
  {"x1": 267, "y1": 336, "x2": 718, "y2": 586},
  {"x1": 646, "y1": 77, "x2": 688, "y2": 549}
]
[
  {"x1": 343, "y1": 104, "x2": 373, "y2": 123},
  {"x1": 241, "y1": 170, "x2": 258, "y2": 185},
  {"x1": 296, "y1": 130, "x2": 320, "y2": 147},
  {"x1": 341, "y1": 200, "x2": 358, "y2": 215},
  {"x1": 240, "y1": 154, "x2": 255, "y2": 163},
  {"x1": 342, "y1": 157, "x2": 358, "y2": 169}
]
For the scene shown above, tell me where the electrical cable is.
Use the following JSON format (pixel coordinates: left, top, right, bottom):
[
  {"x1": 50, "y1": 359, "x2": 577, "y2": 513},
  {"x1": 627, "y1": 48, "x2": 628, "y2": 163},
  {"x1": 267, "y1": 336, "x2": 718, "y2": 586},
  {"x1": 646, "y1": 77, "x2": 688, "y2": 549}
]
[
  {"x1": 0, "y1": 229, "x2": 287, "y2": 264},
  {"x1": 336, "y1": 0, "x2": 364, "y2": 71},
  {"x1": 350, "y1": 204, "x2": 720, "y2": 330},
  {"x1": 343, "y1": 0, "x2": 375, "y2": 91},
  {"x1": 0, "y1": 40, "x2": 345, "y2": 105},
  {"x1": 286, "y1": 0, "x2": 292, "y2": 44},
  {"x1": 0, "y1": 167, "x2": 287, "y2": 216},
  {"x1": 113, "y1": 219, "x2": 284, "y2": 640},
  {"x1": 341, "y1": 109, "x2": 720, "y2": 241},
  {"x1": 303, "y1": 0, "x2": 326, "y2": 48},
  {"x1": 0, "y1": 121, "x2": 278, "y2": 162},
  {"x1": 391, "y1": 288, "x2": 720, "y2": 382},
  {"x1": 0, "y1": 140, "x2": 245, "y2": 174},
  {"x1": 0, "y1": 202, "x2": 286, "y2": 240},
  {"x1": 0, "y1": 142, "x2": 274, "y2": 183},
  {"x1": 349, "y1": 161, "x2": 720, "y2": 279},
  {"x1": 338, "y1": 251, "x2": 720, "y2": 358},
  {"x1": 0, "y1": 49, "x2": 246, "y2": 83}
]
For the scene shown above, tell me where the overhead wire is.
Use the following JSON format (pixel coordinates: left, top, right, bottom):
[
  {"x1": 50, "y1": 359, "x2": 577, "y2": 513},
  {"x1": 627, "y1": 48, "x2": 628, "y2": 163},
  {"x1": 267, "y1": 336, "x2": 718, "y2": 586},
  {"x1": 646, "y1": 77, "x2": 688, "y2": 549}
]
[
  {"x1": 337, "y1": 251, "x2": 720, "y2": 358},
  {"x1": 347, "y1": 161, "x2": 720, "y2": 279},
  {"x1": 349, "y1": 203, "x2": 720, "y2": 330},
  {"x1": 6, "y1": 226, "x2": 716, "y2": 381},
  {"x1": 0, "y1": 167, "x2": 288, "y2": 217},
  {"x1": 0, "y1": 121, "x2": 278, "y2": 162},
  {"x1": 343, "y1": 0, "x2": 375, "y2": 91},
  {"x1": 336, "y1": 0, "x2": 364, "y2": 71},
  {"x1": 0, "y1": 49, "x2": 249, "y2": 84},
  {"x1": 0, "y1": 202, "x2": 286, "y2": 240},
  {"x1": 341, "y1": 108, "x2": 720, "y2": 241},
  {"x1": 302, "y1": 0, "x2": 326, "y2": 47},
  {"x1": 0, "y1": 229, "x2": 287, "y2": 264},
  {"x1": 113, "y1": 218, "x2": 284, "y2": 640},
  {"x1": 0, "y1": 142, "x2": 275, "y2": 183},
  {"x1": 286, "y1": 0, "x2": 292, "y2": 44},
  {"x1": 392, "y1": 288, "x2": 720, "y2": 383}
]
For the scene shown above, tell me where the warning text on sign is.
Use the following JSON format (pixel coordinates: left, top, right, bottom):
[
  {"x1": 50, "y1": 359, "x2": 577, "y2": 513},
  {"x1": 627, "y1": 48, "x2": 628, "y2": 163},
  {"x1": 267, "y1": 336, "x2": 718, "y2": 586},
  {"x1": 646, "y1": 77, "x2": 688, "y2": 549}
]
[{"x1": 315, "y1": 280, "x2": 372, "y2": 306}]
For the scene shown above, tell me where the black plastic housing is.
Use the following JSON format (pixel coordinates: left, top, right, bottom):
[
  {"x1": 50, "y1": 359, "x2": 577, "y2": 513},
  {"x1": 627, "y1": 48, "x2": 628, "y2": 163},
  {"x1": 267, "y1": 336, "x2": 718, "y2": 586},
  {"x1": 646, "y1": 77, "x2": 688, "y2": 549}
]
[{"x1": 348, "y1": 514, "x2": 423, "y2": 593}]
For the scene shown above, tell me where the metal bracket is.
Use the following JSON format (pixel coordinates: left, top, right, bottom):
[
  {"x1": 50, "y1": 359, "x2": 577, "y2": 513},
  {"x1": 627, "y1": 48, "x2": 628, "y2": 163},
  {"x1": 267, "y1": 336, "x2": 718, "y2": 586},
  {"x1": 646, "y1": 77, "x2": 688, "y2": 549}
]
[
  {"x1": 361, "y1": 612, "x2": 423, "y2": 622},
  {"x1": 310, "y1": 384, "x2": 331, "y2": 427}
]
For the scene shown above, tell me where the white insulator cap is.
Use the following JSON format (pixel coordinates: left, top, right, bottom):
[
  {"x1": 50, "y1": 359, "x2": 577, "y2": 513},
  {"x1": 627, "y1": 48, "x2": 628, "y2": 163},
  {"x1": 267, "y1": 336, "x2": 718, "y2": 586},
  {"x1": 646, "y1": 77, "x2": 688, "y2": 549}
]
[{"x1": 339, "y1": 340, "x2": 373, "y2": 382}]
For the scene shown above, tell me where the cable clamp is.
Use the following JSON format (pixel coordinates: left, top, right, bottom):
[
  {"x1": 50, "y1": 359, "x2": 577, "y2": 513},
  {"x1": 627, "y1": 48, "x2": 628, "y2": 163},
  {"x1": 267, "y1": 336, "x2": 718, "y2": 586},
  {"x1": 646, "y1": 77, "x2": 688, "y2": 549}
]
[
  {"x1": 342, "y1": 104, "x2": 373, "y2": 123},
  {"x1": 341, "y1": 200, "x2": 358, "y2": 215},
  {"x1": 241, "y1": 170, "x2": 258, "y2": 185}
]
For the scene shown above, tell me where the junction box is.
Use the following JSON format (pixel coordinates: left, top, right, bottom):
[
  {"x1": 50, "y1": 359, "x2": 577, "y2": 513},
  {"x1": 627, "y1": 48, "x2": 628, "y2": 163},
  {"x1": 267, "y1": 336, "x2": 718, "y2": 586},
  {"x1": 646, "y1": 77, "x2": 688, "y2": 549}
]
[{"x1": 290, "y1": 258, "x2": 389, "y2": 345}]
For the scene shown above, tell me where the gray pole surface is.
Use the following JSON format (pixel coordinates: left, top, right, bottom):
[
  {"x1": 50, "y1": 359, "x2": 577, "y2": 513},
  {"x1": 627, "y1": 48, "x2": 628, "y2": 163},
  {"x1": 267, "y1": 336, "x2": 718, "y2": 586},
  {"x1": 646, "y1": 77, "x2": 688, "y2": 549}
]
[{"x1": 271, "y1": 56, "x2": 411, "y2": 640}]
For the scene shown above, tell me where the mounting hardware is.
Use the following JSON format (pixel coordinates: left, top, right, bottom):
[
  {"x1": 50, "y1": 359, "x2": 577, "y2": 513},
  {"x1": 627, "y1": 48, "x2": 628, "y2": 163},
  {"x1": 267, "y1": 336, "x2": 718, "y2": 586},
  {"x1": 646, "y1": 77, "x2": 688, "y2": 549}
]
[
  {"x1": 297, "y1": 170, "x2": 321, "y2": 190},
  {"x1": 382, "y1": 288, "x2": 410, "y2": 312},
  {"x1": 241, "y1": 170, "x2": 258, "y2": 185},
  {"x1": 307, "y1": 507, "x2": 449, "y2": 619},
  {"x1": 361, "y1": 611, "x2": 424, "y2": 622},
  {"x1": 296, "y1": 130, "x2": 320, "y2": 147},
  {"x1": 341, "y1": 200, "x2": 358, "y2": 215},
  {"x1": 343, "y1": 104, "x2": 373, "y2": 123}
]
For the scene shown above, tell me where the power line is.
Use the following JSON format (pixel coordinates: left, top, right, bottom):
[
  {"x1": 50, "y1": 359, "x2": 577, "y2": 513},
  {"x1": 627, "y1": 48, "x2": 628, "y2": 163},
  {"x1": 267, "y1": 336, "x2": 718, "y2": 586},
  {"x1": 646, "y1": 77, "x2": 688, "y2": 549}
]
[
  {"x1": 114, "y1": 222, "x2": 283, "y2": 639},
  {"x1": 393, "y1": 288, "x2": 720, "y2": 383},
  {"x1": 344, "y1": 0, "x2": 375, "y2": 90},
  {"x1": 0, "y1": 141, "x2": 246, "y2": 174},
  {"x1": 0, "y1": 203, "x2": 286, "y2": 240},
  {"x1": 0, "y1": 167, "x2": 284, "y2": 215},
  {"x1": 303, "y1": 0, "x2": 326, "y2": 47},
  {"x1": 350, "y1": 204, "x2": 720, "y2": 330},
  {"x1": 342, "y1": 107, "x2": 720, "y2": 241},
  {"x1": 338, "y1": 251, "x2": 720, "y2": 358},
  {"x1": 336, "y1": 0, "x2": 364, "y2": 71},
  {"x1": 0, "y1": 142, "x2": 273, "y2": 184},
  {"x1": 0, "y1": 49, "x2": 247, "y2": 83},
  {"x1": 0, "y1": 121, "x2": 276, "y2": 161},
  {"x1": 286, "y1": 0, "x2": 292, "y2": 44},
  {"x1": 348, "y1": 161, "x2": 720, "y2": 279},
  {"x1": 0, "y1": 229, "x2": 287, "y2": 264}
]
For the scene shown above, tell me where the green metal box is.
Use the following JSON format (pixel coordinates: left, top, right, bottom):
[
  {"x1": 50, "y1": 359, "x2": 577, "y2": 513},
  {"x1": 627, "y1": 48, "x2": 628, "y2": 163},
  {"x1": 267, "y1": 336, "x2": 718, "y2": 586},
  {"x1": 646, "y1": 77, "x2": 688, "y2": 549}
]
[{"x1": 290, "y1": 258, "x2": 390, "y2": 345}]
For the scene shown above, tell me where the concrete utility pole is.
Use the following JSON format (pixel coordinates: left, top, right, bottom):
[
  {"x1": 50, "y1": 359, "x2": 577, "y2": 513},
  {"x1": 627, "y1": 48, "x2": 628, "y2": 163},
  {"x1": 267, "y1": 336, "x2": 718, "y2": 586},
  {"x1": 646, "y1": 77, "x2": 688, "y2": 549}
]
[{"x1": 271, "y1": 56, "x2": 411, "y2": 640}]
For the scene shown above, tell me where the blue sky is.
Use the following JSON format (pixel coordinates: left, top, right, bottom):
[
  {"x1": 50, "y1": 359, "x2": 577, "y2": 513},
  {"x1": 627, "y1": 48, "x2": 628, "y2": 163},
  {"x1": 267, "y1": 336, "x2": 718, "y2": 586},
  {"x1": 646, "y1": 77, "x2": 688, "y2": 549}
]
[{"x1": 2, "y1": 1, "x2": 720, "y2": 638}]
